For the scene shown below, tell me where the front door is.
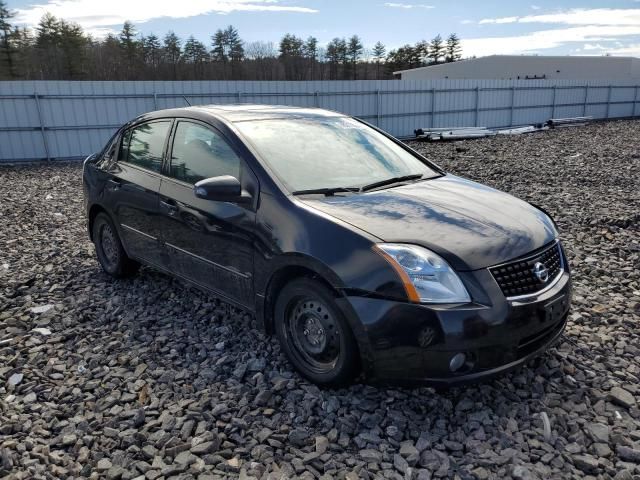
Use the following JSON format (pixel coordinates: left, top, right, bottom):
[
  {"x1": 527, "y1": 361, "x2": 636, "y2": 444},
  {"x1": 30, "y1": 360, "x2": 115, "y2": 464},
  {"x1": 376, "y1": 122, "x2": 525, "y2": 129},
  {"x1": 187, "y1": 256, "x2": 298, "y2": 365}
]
[
  {"x1": 157, "y1": 120, "x2": 256, "y2": 308},
  {"x1": 105, "y1": 119, "x2": 172, "y2": 267}
]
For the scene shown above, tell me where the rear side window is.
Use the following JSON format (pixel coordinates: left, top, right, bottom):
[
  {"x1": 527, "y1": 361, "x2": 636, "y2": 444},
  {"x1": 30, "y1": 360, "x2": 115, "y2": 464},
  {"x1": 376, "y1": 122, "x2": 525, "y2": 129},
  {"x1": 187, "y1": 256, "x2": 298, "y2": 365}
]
[
  {"x1": 169, "y1": 121, "x2": 241, "y2": 184},
  {"x1": 119, "y1": 121, "x2": 171, "y2": 173}
]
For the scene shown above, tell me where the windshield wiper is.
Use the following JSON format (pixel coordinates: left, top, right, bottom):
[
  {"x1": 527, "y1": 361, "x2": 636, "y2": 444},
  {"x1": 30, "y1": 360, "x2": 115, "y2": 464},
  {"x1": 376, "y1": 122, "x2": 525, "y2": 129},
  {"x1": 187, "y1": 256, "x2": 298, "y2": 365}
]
[
  {"x1": 292, "y1": 174, "x2": 426, "y2": 196},
  {"x1": 359, "y1": 174, "x2": 424, "y2": 192},
  {"x1": 291, "y1": 186, "x2": 360, "y2": 196}
]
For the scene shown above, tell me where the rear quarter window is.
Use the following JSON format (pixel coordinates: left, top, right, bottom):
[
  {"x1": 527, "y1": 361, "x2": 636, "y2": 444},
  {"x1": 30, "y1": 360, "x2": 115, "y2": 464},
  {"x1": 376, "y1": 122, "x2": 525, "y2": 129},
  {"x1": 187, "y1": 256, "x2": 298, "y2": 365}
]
[{"x1": 119, "y1": 121, "x2": 171, "y2": 173}]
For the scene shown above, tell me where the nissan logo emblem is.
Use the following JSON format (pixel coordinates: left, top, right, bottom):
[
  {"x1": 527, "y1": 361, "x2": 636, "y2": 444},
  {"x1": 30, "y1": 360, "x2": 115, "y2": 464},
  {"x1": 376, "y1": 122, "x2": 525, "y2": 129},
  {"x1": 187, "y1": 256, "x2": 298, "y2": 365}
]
[{"x1": 532, "y1": 262, "x2": 549, "y2": 282}]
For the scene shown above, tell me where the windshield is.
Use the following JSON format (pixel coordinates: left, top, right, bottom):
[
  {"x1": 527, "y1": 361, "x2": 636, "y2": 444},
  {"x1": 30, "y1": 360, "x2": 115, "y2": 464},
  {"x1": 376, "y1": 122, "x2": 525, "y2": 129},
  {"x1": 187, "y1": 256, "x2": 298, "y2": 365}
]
[{"x1": 234, "y1": 116, "x2": 439, "y2": 192}]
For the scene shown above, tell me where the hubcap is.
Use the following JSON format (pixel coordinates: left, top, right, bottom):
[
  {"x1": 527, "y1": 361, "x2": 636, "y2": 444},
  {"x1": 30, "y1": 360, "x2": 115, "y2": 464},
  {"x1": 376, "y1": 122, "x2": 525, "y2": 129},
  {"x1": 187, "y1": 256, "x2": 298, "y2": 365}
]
[
  {"x1": 286, "y1": 297, "x2": 341, "y2": 373},
  {"x1": 100, "y1": 224, "x2": 118, "y2": 269},
  {"x1": 302, "y1": 316, "x2": 326, "y2": 352}
]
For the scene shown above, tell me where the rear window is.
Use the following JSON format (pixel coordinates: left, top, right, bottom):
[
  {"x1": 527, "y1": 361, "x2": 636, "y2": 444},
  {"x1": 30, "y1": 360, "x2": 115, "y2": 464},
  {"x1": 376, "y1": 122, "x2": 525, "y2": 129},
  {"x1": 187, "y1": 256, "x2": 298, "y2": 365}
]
[{"x1": 120, "y1": 121, "x2": 171, "y2": 173}]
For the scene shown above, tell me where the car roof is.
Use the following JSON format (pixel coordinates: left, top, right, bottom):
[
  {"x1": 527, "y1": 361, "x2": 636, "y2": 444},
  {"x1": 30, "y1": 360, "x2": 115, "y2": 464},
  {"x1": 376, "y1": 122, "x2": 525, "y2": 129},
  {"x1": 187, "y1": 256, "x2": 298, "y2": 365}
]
[{"x1": 142, "y1": 104, "x2": 346, "y2": 124}]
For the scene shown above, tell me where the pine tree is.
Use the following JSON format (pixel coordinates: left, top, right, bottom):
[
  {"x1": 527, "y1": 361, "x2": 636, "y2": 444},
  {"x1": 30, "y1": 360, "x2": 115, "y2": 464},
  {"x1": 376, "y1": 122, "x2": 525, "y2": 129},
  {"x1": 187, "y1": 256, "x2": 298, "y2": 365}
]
[
  {"x1": 326, "y1": 37, "x2": 347, "y2": 80},
  {"x1": 211, "y1": 26, "x2": 243, "y2": 79},
  {"x1": 142, "y1": 34, "x2": 161, "y2": 73},
  {"x1": 36, "y1": 13, "x2": 63, "y2": 78},
  {"x1": 119, "y1": 21, "x2": 138, "y2": 79},
  {"x1": 99, "y1": 34, "x2": 121, "y2": 79},
  {"x1": 415, "y1": 40, "x2": 429, "y2": 65},
  {"x1": 226, "y1": 26, "x2": 244, "y2": 62},
  {"x1": 445, "y1": 33, "x2": 461, "y2": 62},
  {"x1": 372, "y1": 41, "x2": 386, "y2": 79},
  {"x1": 0, "y1": 0, "x2": 15, "y2": 78},
  {"x1": 211, "y1": 29, "x2": 226, "y2": 62},
  {"x1": 163, "y1": 31, "x2": 181, "y2": 80},
  {"x1": 386, "y1": 44, "x2": 422, "y2": 74},
  {"x1": 10, "y1": 27, "x2": 34, "y2": 78},
  {"x1": 303, "y1": 36, "x2": 318, "y2": 59},
  {"x1": 59, "y1": 20, "x2": 88, "y2": 79},
  {"x1": 347, "y1": 35, "x2": 363, "y2": 79},
  {"x1": 226, "y1": 26, "x2": 244, "y2": 79},
  {"x1": 183, "y1": 36, "x2": 208, "y2": 78},
  {"x1": 303, "y1": 36, "x2": 318, "y2": 78},
  {"x1": 428, "y1": 34, "x2": 444, "y2": 64},
  {"x1": 279, "y1": 33, "x2": 304, "y2": 79}
]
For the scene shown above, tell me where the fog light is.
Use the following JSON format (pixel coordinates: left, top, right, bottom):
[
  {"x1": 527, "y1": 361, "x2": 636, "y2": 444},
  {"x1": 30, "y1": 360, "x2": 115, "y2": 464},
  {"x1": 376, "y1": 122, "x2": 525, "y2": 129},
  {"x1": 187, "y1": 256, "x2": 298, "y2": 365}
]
[{"x1": 449, "y1": 353, "x2": 467, "y2": 372}]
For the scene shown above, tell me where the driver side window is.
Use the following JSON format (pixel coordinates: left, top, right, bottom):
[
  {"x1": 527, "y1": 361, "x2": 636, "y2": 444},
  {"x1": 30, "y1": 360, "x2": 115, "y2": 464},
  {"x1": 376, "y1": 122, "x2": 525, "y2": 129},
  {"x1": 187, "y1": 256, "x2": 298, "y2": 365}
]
[{"x1": 169, "y1": 121, "x2": 241, "y2": 184}]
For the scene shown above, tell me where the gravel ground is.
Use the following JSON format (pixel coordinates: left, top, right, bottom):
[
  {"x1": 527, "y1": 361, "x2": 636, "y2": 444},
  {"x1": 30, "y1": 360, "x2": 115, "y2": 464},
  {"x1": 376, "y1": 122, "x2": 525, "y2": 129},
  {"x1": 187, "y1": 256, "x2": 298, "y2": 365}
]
[{"x1": 1, "y1": 119, "x2": 639, "y2": 480}]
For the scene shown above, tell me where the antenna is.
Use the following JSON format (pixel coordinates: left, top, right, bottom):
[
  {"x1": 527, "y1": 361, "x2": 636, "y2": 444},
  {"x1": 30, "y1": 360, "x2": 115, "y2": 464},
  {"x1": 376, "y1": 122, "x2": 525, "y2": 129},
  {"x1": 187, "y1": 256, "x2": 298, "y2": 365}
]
[{"x1": 183, "y1": 96, "x2": 192, "y2": 107}]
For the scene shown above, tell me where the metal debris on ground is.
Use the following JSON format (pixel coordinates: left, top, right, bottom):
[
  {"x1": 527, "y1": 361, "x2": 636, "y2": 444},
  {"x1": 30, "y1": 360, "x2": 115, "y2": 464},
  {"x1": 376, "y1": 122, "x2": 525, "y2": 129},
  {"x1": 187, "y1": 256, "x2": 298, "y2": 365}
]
[
  {"x1": 415, "y1": 127, "x2": 496, "y2": 141},
  {"x1": 415, "y1": 116, "x2": 592, "y2": 141},
  {"x1": 496, "y1": 125, "x2": 546, "y2": 135},
  {"x1": 546, "y1": 116, "x2": 593, "y2": 128}
]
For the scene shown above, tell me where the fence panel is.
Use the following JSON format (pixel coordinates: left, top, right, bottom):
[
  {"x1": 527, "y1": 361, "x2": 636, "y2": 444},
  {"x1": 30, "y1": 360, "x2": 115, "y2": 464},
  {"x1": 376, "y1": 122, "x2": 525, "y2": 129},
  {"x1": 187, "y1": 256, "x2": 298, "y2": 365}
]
[{"x1": 0, "y1": 79, "x2": 638, "y2": 162}]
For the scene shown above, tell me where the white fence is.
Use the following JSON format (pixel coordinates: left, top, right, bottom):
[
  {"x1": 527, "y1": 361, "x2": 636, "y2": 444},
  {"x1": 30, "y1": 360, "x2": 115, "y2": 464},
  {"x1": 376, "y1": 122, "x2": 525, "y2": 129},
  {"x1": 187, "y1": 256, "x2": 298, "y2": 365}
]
[{"x1": 1, "y1": 79, "x2": 639, "y2": 162}]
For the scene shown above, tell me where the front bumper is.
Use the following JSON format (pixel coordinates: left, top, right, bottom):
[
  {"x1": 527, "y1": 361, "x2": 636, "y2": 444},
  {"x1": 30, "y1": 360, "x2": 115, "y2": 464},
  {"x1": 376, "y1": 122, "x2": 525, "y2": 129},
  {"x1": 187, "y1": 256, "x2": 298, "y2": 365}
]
[{"x1": 337, "y1": 268, "x2": 571, "y2": 387}]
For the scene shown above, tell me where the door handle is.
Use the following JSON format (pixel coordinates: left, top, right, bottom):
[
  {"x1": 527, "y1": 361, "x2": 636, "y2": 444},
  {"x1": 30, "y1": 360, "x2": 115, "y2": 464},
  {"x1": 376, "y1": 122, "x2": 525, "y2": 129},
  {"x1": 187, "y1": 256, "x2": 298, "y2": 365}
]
[
  {"x1": 160, "y1": 199, "x2": 178, "y2": 216},
  {"x1": 106, "y1": 179, "x2": 121, "y2": 192}
]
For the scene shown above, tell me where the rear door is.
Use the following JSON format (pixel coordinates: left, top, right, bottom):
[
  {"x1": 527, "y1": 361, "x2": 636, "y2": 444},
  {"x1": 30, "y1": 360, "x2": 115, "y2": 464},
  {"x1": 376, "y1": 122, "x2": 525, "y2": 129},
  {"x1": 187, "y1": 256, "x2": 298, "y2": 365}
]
[
  {"x1": 106, "y1": 119, "x2": 173, "y2": 267},
  {"x1": 157, "y1": 119, "x2": 257, "y2": 307}
]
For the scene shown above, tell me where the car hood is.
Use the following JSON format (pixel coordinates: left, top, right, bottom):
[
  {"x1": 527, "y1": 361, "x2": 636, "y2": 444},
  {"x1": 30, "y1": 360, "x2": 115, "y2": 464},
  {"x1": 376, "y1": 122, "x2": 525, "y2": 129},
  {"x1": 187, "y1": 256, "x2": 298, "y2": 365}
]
[{"x1": 299, "y1": 174, "x2": 557, "y2": 271}]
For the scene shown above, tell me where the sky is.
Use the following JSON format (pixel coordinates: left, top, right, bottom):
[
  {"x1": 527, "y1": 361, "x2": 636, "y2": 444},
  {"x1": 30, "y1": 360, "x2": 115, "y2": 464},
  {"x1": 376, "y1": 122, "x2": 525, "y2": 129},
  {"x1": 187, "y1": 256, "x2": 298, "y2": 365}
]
[{"x1": 7, "y1": 0, "x2": 640, "y2": 58}]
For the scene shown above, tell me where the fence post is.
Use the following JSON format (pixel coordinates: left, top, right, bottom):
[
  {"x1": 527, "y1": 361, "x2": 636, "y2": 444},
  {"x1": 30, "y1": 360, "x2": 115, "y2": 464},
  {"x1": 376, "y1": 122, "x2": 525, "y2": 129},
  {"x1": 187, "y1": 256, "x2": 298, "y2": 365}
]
[
  {"x1": 237, "y1": 91, "x2": 242, "y2": 103},
  {"x1": 605, "y1": 85, "x2": 612, "y2": 118},
  {"x1": 582, "y1": 85, "x2": 589, "y2": 117},
  {"x1": 430, "y1": 88, "x2": 436, "y2": 128},
  {"x1": 153, "y1": 92, "x2": 158, "y2": 110},
  {"x1": 376, "y1": 89, "x2": 381, "y2": 126},
  {"x1": 34, "y1": 92, "x2": 51, "y2": 162},
  {"x1": 551, "y1": 85, "x2": 557, "y2": 119},
  {"x1": 633, "y1": 85, "x2": 639, "y2": 118},
  {"x1": 509, "y1": 86, "x2": 515, "y2": 126},
  {"x1": 474, "y1": 86, "x2": 480, "y2": 127}
]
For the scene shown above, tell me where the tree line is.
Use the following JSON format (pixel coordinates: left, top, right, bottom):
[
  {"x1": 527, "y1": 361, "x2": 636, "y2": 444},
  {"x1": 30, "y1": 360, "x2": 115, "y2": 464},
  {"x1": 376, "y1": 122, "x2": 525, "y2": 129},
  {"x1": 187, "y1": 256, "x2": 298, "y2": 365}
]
[{"x1": 0, "y1": 1, "x2": 463, "y2": 81}]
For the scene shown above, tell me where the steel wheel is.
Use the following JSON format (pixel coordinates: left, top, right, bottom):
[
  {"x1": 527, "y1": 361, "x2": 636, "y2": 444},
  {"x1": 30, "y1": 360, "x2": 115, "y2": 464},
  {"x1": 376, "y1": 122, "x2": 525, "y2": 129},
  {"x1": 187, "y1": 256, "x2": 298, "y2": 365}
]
[
  {"x1": 92, "y1": 212, "x2": 140, "y2": 278},
  {"x1": 275, "y1": 278, "x2": 360, "y2": 387},
  {"x1": 286, "y1": 297, "x2": 342, "y2": 374},
  {"x1": 99, "y1": 222, "x2": 120, "y2": 270}
]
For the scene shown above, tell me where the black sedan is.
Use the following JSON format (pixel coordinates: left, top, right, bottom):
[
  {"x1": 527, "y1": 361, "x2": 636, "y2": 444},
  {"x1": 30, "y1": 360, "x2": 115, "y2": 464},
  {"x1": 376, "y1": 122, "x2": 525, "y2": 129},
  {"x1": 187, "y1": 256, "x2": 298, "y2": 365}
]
[{"x1": 83, "y1": 105, "x2": 571, "y2": 387}]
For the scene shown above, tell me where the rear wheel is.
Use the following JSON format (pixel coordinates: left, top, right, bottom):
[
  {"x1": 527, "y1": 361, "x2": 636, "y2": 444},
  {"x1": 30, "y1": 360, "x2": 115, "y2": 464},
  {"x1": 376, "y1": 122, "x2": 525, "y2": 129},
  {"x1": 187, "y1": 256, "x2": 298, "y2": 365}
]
[
  {"x1": 92, "y1": 212, "x2": 139, "y2": 278},
  {"x1": 275, "y1": 278, "x2": 360, "y2": 387}
]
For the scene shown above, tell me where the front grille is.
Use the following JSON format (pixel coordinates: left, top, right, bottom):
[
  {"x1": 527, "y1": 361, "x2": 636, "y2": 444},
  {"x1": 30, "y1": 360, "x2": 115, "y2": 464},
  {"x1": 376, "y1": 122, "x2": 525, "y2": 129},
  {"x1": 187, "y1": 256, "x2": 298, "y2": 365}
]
[{"x1": 490, "y1": 241, "x2": 563, "y2": 297}]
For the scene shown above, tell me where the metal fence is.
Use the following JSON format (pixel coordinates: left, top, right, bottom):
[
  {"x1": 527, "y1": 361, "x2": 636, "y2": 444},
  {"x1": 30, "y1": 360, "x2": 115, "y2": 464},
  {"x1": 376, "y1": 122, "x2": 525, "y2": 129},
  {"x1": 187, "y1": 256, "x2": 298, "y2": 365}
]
[{"x1": 1, "y1": 79, "x2": 639, "y2": 162}]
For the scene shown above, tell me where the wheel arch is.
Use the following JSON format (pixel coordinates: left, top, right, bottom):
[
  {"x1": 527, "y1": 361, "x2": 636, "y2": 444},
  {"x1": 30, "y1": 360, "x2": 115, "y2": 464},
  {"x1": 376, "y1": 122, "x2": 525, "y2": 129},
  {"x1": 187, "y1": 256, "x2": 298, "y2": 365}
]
[
  {"x1": 259, "y1": 254, "x2": 343, "y2": 334},
  {"x1": 257, "y1": 254, "x2": 373, "y2": 370},
  {"x1": 88, "y1": 204, "x2": 109, "y2": 242},
  {"x1": 88, "y1": 205, "x2": 132, "y2": 258}
]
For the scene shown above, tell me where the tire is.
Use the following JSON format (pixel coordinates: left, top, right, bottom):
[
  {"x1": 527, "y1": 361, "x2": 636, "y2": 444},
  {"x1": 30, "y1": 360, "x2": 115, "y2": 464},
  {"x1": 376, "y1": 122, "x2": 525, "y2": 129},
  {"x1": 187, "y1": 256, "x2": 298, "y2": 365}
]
[
  {"x1": 275, "y1": 277, "x2": 360, "y2": 387},
  {"x1": 92, "y1": 212, "x2": 140, "y2": 278}
]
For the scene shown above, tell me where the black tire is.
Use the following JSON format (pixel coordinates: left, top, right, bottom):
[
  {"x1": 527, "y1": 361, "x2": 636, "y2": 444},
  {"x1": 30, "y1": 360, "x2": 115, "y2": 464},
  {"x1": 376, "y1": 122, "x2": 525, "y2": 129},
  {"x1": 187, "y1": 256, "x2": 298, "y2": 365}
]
[
  {"x1": 92, "y1": 212, "x2": 140, "y2": 278},
  {"x1": 275, "y1": 277, "x2": 360, "y2": 387}
]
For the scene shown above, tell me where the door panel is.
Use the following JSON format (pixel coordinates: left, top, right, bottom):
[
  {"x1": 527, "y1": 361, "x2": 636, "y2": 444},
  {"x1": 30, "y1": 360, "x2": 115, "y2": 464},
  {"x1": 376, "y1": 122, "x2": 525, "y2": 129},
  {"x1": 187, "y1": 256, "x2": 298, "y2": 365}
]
[
  {"x1": 157, "y1": 120, "x2": 257, "y2": 308},
  {"x1": 109, "y1": 164, "x2": 164, "y2": 266},
  {"x1": 103, "y1": 120, "x2": 172, "y2": 267},
  {"x1": 159, "y1": 178, "x2": 255, "y2": 306}
]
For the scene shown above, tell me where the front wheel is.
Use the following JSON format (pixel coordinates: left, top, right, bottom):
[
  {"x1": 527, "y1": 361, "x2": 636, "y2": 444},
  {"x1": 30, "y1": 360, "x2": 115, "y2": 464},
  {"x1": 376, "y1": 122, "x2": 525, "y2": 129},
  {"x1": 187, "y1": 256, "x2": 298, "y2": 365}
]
[
  {"x1": 92, "y1": 212, "x2": 140, "y2": 278},
  {"x1": 275, "y1": 278, "x2": 360, "y2": 387}
]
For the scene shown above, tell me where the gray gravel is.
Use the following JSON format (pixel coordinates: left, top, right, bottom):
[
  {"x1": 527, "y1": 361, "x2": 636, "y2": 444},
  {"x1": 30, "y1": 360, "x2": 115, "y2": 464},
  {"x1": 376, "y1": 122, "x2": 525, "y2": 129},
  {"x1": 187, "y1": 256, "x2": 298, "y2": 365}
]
[{"x1": 1, "y1": 119, "x2": 639, "y2": 479}]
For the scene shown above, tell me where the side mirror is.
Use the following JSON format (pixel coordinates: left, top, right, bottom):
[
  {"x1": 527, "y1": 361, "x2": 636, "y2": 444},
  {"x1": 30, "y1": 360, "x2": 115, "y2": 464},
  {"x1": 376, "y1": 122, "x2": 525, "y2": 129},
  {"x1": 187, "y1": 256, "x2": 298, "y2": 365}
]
[{"x1": 194, "y1": 175, "x2": 251, "y2": 203}]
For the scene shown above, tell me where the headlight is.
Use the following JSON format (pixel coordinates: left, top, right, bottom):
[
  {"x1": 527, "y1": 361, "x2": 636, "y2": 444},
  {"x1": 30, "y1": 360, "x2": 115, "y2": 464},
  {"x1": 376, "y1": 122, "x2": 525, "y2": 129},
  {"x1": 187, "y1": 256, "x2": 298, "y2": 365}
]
[{"x1": 375, "y1": 244, "x2": 471, "y2": 304}]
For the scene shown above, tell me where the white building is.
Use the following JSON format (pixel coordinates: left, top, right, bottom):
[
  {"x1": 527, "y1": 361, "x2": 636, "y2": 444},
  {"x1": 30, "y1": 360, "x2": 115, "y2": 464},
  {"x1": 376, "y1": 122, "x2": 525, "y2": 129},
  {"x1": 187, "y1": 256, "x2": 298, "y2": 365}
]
[{"x1": 394, "y1": 55, "x2": 640, "y2": 81}]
